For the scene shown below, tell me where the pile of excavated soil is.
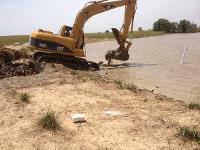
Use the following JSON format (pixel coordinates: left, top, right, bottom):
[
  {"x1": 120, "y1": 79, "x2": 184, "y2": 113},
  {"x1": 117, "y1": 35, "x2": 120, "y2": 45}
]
[
  {"x1": 0, "y1": 46, "x2": 31, "y2": 65},
  {"x1": 0, "y1": 46, "x2": 37, "y2": 79},
  {"x1": 0, "y1": 63, "x2": 33, "y2": 79},
  {"x1": 0, "y1": 61, "x2": 41, "y2": 79}
]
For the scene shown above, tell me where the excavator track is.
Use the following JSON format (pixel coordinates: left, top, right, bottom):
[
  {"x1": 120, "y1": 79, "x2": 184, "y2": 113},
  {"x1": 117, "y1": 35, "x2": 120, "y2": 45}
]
[{"x1": 33, "y1": 52, "x2": 99, "y2": 70}]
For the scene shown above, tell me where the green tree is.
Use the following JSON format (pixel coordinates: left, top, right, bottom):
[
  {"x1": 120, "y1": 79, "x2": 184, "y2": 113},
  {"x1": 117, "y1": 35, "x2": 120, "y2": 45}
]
[
  {"x1": 153, "y1": 19, "x2": 171, "y2": 33},
  {"x1": 188, "y1": 23, "x2": 198, "y2": 32},
  {"x1": 105, "y1": 30, "x2": 110, "y2": 33},
  {"x1": 169, "y1": 22, "x2": 178, "y2": 33},
  {"x1": 178, "y1": 20, "x2": 191, "y2": 33},
  {"x1": 178, "y1": 20, "x2": 198, "y2": 33},
  {"x1": 138, "y1": 27, "x2": 143, "y2": 31},
  {"x1": 153, "y1": 18, "x2": 199, "y2": 33}
]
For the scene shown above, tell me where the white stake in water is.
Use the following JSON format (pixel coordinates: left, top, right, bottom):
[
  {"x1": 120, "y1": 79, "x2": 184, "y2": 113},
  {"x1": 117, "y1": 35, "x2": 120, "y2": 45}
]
[{"x1": 181, "y1": 43, "x2": 188, "y2": 64}]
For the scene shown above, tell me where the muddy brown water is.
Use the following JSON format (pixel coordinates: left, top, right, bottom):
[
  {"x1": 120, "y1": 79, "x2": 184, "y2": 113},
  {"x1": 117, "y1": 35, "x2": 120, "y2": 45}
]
[{"x1": 86, "y1": 33, "x2": 200, "y2": 103}]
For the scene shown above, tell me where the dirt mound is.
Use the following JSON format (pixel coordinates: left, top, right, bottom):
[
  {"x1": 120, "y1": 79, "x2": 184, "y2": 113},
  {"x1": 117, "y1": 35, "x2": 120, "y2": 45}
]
[
  {"x1": 0, "y1": 61, "x2": 42, "y2": 79},
  {"x1": 0, "y1": 46, "x2": 31, "y2": 66},
  {"x1": 0, "y1": 46, "x2": 42, "y2": 79}
]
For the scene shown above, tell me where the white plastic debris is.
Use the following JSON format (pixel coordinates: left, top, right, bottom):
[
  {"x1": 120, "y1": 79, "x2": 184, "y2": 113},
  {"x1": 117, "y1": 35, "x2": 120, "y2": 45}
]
[
  {"x1": 72, "y1": 113, "x2": 86, "y2": 123},
  {"x1": 105, "y1": 111, "x2": 122, "y2": 117},
  {"x1": 12, "y1": 42, "x2": 20, "y2": 46}
]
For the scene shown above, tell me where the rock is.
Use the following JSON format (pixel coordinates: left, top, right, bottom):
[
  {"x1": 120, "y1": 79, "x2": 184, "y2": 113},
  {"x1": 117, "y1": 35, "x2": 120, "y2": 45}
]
[
  {"x1": 72, "y1": 113, "x2": 86, "y2": 123},
  {"x1": 29, "y1": 59, "x2": 42, "y2": 74}
]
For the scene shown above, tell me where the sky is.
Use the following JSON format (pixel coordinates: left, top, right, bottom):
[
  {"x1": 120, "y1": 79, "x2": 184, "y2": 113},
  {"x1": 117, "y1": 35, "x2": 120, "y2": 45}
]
[{"x1": 0, "y1": 0, "x2": 200, "y2": 36}]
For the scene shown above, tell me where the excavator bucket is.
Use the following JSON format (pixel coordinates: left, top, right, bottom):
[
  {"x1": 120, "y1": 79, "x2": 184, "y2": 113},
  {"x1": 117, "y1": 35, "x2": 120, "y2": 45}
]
[
  {"x1": 105, "y1": 28, "x2": 132, "y2": 65},
  {"x1": 105, "y1": 49, "x2": 129, "y2": 66}
]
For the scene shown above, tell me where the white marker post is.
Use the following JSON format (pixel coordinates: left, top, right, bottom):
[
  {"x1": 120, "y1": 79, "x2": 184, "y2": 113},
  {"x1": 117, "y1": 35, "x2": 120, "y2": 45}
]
[{"x1": 181, "y1": 43, "x2": 188, "y2": 64}]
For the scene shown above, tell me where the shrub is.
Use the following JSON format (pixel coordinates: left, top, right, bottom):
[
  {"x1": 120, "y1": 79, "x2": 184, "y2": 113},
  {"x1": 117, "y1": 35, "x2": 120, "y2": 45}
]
[
  {"x1": 114, "y1": 79, "x2": 124, "y2": 89},
  {"x1": 19, "y1": 93, "x2": 30, "y2": 103},
  {"x1": 179, "y1": 126, "x2": 200, "y2": 142},
  {"x1": 188, "y1": 103, "x2": 200, "y2": 110},
  {"x1": 38, "y1": 111, "x2": 60, "y2": 131}
]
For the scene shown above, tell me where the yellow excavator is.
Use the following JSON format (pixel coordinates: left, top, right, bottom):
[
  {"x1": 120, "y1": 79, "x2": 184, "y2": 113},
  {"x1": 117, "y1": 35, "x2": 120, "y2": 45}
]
[{"x1": 28, "y1": 0, "x2": 137, "y2": 70}]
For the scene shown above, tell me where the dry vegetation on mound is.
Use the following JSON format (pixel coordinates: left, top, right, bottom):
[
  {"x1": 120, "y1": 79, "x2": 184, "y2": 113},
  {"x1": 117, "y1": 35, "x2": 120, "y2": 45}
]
[{"x1": 0, "y1": 63, "x2": 199, "y2": 150}]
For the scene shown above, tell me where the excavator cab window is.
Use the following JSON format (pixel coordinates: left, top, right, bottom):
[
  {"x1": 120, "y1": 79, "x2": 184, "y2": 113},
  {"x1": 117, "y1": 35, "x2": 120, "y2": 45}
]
[
  {"x1": 64, "y1": 26, "x2": 72, "y2": 37},
  {"x1": 59, "y1": 25, "x2": 72, "y2": 37}
]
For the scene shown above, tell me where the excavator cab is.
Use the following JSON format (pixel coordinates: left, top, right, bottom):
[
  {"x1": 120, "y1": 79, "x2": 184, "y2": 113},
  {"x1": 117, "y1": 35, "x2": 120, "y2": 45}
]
[{"x1": 59, "y1": 25, "x2": 73, "y2": 37}]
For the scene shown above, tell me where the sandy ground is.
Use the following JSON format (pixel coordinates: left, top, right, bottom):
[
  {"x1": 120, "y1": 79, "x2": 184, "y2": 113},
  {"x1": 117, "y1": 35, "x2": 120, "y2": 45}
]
[
  {"x1": 86, "y1": 33, "x2": 200, "y2": 103},
  {"x1": 0, "y1": 63, "x2": 200, "y2": 150}
]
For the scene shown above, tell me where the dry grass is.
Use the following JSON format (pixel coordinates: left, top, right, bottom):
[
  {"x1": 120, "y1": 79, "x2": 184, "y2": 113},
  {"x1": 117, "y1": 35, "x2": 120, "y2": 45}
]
[
  {"x1": 6, "y1": 89, "x2": 18, "y2": 98},
  {"x1": 114, "y1": 79, "x2": 124, "y2": 89},
  {"x1": 71, "y1": 70, "x2": 80, "y2": 76}
]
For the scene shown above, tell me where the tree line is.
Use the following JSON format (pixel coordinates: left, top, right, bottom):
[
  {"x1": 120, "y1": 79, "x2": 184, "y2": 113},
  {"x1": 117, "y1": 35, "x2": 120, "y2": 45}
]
[{"x1": 153, "y1": 19, "x2": 200, "y2": 33}]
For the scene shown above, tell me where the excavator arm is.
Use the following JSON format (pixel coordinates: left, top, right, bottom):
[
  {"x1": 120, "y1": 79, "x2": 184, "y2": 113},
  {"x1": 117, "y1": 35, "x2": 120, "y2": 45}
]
[{"x1": 72, "y1": 0, "x2": 137, "y2": 53}]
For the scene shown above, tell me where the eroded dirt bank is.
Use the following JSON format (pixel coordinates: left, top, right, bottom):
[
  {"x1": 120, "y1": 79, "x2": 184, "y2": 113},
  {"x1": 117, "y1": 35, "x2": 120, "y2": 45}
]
[{"x1": 0, "y1": 63, "x2": 200, "y2": 150}]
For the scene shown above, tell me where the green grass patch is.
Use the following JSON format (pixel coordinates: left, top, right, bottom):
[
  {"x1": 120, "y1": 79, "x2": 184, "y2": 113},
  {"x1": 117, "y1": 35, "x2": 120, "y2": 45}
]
[
  {"x1": 0, "y1": 35, "x2": 29, "y2": 46},
  {"x1": 38, "y1": 111, "x2": 60, "y2": 131},
  {"x1": 188, "y1": 102, "x2": 200, "y2": 110},
  {"x1": 179, "y1": 126, "x2": 200, "y2": 142},
  {"x1": 19, "y1": 93, "x2": 30, "y2": 103}
]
